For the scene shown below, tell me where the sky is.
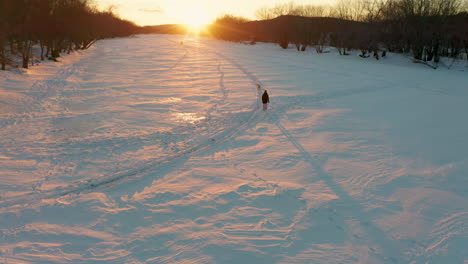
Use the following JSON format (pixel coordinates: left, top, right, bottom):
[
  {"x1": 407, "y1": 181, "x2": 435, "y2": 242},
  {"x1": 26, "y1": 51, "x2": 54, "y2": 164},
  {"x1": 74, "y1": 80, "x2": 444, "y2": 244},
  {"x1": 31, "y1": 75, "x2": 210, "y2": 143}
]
[{"x1": 96, "y1": 0, "x2": 337, "y2": 26}]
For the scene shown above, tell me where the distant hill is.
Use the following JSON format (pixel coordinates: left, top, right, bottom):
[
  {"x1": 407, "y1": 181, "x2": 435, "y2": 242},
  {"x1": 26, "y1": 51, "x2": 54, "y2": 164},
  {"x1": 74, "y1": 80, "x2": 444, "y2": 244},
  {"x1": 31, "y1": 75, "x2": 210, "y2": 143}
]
[
  {"x1": 139, "y1": 24, "x2": 188, "y2": 35},
  {"x1": 207, "y1": 15, "x2": 368, "y2": 47},
  {"x1": 242, "y1": 15, "x2": 366, "y2": 43},
  {"x1": 139, "y1": 14, "x2": 466, "y2": 62},
  {"x1": 137, "y1": 16, "x2": 363, "y2": 40}
]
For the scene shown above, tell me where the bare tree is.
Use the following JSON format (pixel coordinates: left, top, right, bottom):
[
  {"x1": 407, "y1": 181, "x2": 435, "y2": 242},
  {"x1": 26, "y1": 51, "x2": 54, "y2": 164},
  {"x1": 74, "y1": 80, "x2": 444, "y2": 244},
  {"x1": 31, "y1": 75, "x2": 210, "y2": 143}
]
[
  {"x1": 0, "y1": 0, "x2": 8, "y2": 70},
  {"x1": 255, "y1": 6, "x2": 275, "y2": 20},
  {"x1": 0, "y1": 0, "x2": 139, "y2": 69},
  {"x1": 255, "y1": 2, "x2": 330, "y2": 20},
  {"x1": 210, "y1": 14, "x2": 250, "y2": 42},
  {"x1": 331, "y1": 0, "x2": 370, "y2": 21},
  {"x1": 360, "y1": 0, "x2": 387, "y2": 22}
]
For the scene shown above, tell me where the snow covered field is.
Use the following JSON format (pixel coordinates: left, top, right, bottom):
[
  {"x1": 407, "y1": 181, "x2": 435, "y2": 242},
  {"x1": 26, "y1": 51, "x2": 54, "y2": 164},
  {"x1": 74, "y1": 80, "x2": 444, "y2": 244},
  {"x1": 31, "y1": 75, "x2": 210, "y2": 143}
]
[{"x1": 0, "y1": 34, "x2": 467, "y2": 264}]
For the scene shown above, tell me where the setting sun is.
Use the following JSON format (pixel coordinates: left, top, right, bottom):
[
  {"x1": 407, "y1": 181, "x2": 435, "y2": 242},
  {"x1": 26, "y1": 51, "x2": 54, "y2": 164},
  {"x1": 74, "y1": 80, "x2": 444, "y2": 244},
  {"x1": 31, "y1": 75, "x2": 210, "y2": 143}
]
[
  {"x1": 166, "y1": 4, "x2": 211, "y2": 33},
  {"x1": 184, "y1": 18, "x2": 208, "y2": 34}
]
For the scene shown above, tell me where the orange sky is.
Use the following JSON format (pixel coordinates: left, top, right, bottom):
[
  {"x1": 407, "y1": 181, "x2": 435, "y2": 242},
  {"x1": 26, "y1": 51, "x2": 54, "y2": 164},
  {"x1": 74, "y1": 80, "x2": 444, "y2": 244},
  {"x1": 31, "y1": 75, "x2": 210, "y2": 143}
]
[{"x1": 96, "y1": 0, "x2": 336, "y2": 26}]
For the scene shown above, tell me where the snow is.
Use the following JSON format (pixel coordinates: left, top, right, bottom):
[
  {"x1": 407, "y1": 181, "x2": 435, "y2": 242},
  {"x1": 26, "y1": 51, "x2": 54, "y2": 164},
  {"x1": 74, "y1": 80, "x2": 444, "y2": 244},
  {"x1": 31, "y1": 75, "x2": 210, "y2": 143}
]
[{"x1": 1, "y1": 34, "x2": 467, "y2": 264}]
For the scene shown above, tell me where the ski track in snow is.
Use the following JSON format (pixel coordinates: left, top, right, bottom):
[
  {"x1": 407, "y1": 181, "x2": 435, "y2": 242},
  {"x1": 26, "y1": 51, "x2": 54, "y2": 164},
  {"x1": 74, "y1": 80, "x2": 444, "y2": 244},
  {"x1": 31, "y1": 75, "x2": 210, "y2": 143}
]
[
  {"x1": 1, "y1": 35, "x2": 467, "y2": 264},
  {"x1": 0, "y1": 37, "x2": 266, "y2": 209}
]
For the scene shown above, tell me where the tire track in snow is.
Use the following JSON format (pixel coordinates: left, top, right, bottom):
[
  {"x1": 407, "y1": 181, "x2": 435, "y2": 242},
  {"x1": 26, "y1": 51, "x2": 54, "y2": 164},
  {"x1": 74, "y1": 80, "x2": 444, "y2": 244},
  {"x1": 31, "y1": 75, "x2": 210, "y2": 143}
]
[
  {"x1": 164, "y1": 37, "x2": 265, "y2": 90},
  {"x1": 211, "y1": 49, "x2": 264, "y2": 89},
  {"x1": 159, "y1": 38, "x2": 189, "y2": 73},
  {"x1": 43, "y1": 58, "x2": 227, "y2": 166},
  {"x1": 204, "y1": 61, "x2": 228, "y2": 120},
  {"x1": 0, "y1": 66, "x2": 74, "y2": 128},
  {"x1": 217, "y1": 62, "x2": 228, "y2": 99},
  {"x1": 39, "y1": 42, "x2": 193, "y2": 158},
  {"x1": 0, "y1": 50, "x2": 96, "y2": 129},
  {"x1": 269, "y1": 111, "x2": 403, "y2": 264},
  {"x1": 0, "y1": 39, "x2": 267, "y2": 209}
]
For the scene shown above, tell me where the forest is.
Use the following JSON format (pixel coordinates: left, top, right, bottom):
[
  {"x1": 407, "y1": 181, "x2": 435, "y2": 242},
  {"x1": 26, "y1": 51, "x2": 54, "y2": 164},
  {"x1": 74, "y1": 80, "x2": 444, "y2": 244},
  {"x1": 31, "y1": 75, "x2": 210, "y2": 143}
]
[
  {"x1": 209, "y1": 0, "x2": 468, "y2": 65},
  {"x1": 0, "y1": 0, "x2": 140, "y2": 70},
  {"x1": 1, "y1": 0, "x2": 467, "y2": 70}
]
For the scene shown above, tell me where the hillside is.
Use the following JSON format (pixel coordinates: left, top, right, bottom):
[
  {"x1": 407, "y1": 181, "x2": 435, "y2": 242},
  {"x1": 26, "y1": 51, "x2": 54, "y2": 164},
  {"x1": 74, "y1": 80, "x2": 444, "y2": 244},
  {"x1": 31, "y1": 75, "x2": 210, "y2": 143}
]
[{"x1": 139, "y1": 24, "x2": 189, "y2": 35}]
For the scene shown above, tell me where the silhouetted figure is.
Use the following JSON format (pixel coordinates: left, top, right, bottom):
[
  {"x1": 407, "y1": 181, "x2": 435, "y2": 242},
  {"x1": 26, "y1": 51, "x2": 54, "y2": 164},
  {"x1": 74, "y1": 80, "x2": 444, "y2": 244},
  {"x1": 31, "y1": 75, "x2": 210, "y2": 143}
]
[{"x1": 262, "y1": 90, "x2": 270, "y2": 111}]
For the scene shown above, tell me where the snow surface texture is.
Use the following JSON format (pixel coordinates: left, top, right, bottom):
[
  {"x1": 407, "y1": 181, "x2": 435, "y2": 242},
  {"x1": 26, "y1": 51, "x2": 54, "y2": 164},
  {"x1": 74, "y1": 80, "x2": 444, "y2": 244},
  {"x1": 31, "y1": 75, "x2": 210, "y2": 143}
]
[{"x1": 0, "y1": 34, "x2": 467, "y2": 264}]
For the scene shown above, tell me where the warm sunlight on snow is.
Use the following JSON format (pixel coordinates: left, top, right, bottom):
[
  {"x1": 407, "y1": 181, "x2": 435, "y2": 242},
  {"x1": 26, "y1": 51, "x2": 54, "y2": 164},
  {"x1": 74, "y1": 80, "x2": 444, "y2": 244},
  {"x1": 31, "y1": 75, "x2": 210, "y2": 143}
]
[{"x1": 1, "y1": 34, "x2": 467, "y2": 264}]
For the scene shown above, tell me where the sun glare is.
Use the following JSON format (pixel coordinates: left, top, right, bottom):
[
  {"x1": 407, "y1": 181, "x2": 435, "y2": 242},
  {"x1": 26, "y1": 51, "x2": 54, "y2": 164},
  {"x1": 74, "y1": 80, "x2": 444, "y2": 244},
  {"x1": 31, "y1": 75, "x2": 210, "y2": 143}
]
[
  {"x1": 184, "y1": 20, "x2": 207, "y2": 34},
  {"x1": 183, "y1": 11, "x2": 210, "y2": 33},
  {"x1": 167, "y1": 5, "x2": 210, "y2": 34}
]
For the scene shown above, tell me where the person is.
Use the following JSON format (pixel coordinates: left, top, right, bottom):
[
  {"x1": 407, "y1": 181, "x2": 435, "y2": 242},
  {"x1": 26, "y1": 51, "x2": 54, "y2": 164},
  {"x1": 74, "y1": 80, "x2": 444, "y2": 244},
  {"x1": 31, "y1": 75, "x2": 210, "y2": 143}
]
[{"x1": 262, "y1": 90, "x2": 270, "y2": 111}]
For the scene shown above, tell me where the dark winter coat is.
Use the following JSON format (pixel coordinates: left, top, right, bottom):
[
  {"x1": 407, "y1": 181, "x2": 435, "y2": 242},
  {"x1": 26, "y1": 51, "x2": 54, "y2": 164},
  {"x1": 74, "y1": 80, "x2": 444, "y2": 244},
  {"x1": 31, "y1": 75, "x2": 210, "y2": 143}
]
[{"x1": 262, "y1": 91, "x2": 270, "y2": 104}]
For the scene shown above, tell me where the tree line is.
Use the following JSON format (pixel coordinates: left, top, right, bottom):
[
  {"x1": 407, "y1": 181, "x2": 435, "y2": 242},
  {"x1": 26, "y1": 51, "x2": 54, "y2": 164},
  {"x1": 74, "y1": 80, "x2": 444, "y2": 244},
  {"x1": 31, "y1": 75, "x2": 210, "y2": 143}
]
[
  {"x1": 0, "y1": 0, "x2": 140, "y2": 70},
  {"x1": 210, "y1": 0, "x2": 468, "y2": 66}
]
